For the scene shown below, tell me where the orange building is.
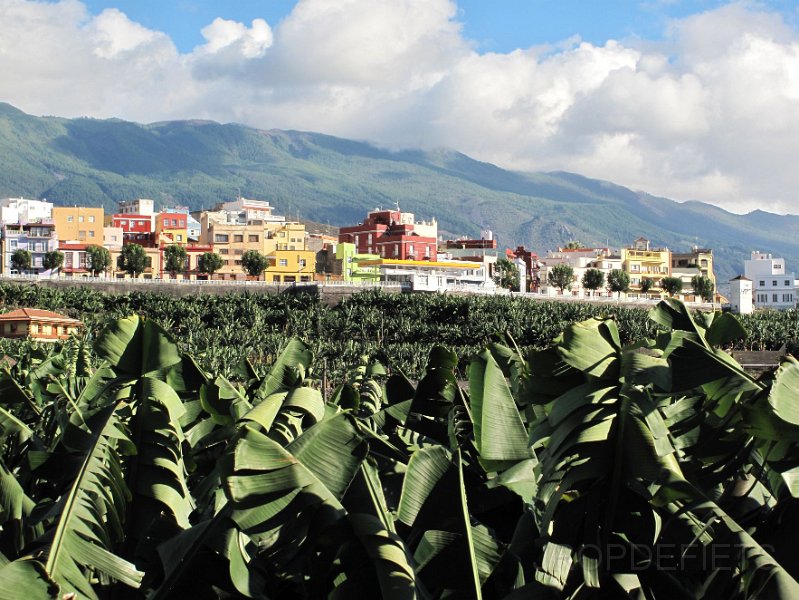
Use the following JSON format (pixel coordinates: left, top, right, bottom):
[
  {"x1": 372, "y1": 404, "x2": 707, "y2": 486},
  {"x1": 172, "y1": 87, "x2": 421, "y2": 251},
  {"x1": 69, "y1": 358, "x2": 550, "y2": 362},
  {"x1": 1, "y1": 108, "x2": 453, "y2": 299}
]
[
  {"x1": 0, "y1": 309, "x2": 83, "y2": 341},
  {"x1": 52, "y1": 207, "x2": 104, "y2": 243}
]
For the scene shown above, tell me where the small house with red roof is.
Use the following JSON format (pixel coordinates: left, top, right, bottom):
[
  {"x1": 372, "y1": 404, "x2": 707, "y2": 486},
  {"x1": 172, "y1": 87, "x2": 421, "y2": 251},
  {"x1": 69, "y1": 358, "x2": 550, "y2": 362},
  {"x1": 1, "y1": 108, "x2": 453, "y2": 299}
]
[{"x1": 0, "y1": 309, "x2": 83, "y2": 341}]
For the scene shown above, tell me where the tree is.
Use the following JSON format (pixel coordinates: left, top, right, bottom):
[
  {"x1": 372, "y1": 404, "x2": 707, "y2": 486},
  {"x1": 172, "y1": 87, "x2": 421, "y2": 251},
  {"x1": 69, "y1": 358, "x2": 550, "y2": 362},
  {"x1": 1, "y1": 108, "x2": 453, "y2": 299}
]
[
  {"x1": 581, "y1": 268, "x2": 605, "y2": 297},
  {"x1": 163, "y1": 244, "x2": 187, "y2": 277},
  {"x1": 661, "y1": 276, "x2": 683, "y2": 297},
  {"x1": 639, "y1": 277, "x2": 654, "y2": 297},
  {"x1": 607, "y1": 269, "x2": 630, "y2": 298},
  {"x1": 86, "y1": 245, "x2": 111, "y2": 276},
  {"x1": 197, "y1": 252, "x2": 224, "y2": 277},
  {"x1": 117, "y1": 243, "x2": 148, "y2": 278},
  {"x1": 42, "y1": 250, "x2": 64, "y2": 275},
  {"x1": 241, "y1": 249, "x2": 268, "y2": 278},
  {"x1": 547, "y1": 263, "x2": 574, "y2": 294},
  {"x1": 565, "y1": 240, "x2": 584, "y2": 249},
  {"x1": 10, "y1": 249, "x2": 31, "y2": 274},
  {"x1": 691, "y1": 274, "x2": 715, "y2": 302},
  {"x1": 493, "y1": 258, "x2": 520, "y2": 291}
]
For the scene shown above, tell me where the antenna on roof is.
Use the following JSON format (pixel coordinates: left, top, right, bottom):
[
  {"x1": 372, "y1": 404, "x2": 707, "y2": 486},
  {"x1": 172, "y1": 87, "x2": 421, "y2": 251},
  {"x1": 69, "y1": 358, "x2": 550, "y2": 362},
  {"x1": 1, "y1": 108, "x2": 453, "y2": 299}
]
[{"x1": 395, "y1": 201, "x2": 401, "y2": 212}]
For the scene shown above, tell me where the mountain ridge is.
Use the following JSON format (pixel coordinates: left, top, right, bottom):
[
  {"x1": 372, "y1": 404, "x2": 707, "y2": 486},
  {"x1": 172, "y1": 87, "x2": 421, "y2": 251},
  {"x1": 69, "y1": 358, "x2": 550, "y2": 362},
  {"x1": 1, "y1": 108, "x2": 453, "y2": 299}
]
[{"x1": 0, "y1": 101, "x2": 796, "y2": 282}]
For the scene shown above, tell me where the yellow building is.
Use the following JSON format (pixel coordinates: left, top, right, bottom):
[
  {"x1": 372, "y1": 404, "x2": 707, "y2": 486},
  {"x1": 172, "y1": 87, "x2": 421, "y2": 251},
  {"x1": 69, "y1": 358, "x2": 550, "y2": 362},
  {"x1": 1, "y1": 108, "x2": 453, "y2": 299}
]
[
  {"x1": 265, "y1": 247, "x2": 316, "y2": 283},
  {"x1": 199, "y1": 206, "x2": 316, "y2": 282},
  {"x1": 621, "y1": 237, "x2": 671, "y2": 297},
  {"x1": 200, "y1": 212, "x2": 276, "y2": 280},
  {"x1": 53, "y1": 207, "x2": 104, "y2": 243}
]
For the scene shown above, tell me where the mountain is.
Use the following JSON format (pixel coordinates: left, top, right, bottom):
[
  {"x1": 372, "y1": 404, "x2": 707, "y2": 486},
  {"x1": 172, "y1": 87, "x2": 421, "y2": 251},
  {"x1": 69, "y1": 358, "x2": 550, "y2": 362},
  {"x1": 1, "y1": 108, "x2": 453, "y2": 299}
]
[{"x1": 1, "y1": 101, "x2": 796, "y2": 282}]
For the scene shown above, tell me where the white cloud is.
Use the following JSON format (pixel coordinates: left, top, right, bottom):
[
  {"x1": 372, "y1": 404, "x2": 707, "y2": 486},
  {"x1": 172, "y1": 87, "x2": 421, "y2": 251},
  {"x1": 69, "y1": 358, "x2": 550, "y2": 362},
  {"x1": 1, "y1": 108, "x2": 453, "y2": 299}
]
[{"x1": 0, "y1": 0, "x2": 798, "y2": 214}]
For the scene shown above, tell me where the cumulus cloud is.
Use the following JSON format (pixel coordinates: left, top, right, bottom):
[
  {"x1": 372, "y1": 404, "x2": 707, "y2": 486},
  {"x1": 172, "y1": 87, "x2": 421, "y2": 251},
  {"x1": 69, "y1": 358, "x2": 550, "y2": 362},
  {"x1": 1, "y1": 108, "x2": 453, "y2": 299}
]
[{"x1": 0, "y1": 0, "x2": 798, "y2": 214}]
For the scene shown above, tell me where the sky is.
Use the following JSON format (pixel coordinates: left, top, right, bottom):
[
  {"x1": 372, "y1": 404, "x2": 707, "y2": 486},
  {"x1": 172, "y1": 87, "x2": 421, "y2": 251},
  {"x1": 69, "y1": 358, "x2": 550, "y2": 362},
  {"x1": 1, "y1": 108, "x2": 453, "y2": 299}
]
[{"x1": 1, "y1": 1, "x2": 798, "y2": 215}]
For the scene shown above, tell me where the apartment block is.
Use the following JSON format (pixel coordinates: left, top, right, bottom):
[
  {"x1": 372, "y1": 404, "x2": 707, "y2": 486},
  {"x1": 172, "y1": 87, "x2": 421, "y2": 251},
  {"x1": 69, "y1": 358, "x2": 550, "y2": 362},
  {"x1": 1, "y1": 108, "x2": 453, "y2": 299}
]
[
  {"x1": 339, "y1": 208, "x2": 437, "y2": 260},
  {"x1": 53, "y1": 206, "x2": 104, "y2": 243},
  {"x1": 0, "y1": 197, "x2": 53, "y2": 224},
  {"x1": 745, "y1": 251, "x2": 797, "y2": 310},
  {"x1": 621, "y1": 238, "x2": 671, "y2": 297},
  {"x1": 1, "y1": 222, "x2": 58, "y2": 274}
]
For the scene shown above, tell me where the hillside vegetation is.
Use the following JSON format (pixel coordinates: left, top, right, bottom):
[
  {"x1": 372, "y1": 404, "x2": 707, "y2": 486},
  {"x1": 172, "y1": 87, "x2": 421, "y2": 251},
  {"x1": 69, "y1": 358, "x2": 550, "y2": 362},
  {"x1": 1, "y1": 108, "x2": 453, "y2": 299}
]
[{"x1": 3, "y1": 102, "x2": 799, "y2": 280}]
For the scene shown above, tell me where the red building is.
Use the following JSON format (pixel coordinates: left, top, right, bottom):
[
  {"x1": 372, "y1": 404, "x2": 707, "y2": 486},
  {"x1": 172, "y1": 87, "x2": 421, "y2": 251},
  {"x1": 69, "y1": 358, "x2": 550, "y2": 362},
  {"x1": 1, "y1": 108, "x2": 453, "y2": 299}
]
[
  {"x1": 111, "y1": 214, "x2": 154, "y2": 235},
  {"x1": 339, "y1": 209, "x2": 437, "y2": 261}
]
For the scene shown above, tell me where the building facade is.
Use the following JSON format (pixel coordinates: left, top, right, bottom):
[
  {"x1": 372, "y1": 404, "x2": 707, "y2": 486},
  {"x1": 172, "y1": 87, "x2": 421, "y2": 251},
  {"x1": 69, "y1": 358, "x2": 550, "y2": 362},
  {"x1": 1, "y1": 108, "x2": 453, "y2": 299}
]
[
  {"x1": 339, "y1": 208, "x2": 437, "y2": 261},
  {"x1": 52, "y1": 206, "x2": 104, "y2": 243},
  {"x1": 1, "y1": 222, "x2": 58, "y2": 274},
  {"x1": 621, "y1": 238, "x2": 671, "y2": 297},
  {"x1": 0, "y1": 308, "x2": 83, "y2": 341},
  {"x1": 729, "y1": 275, "x2": 754, "y2": 314},
  {"x1": 0, "y1": 198, "x2": 53, "y2": 224},
  {"x1": 744, "y1": 251, "x2": 797, "y2": 310}
]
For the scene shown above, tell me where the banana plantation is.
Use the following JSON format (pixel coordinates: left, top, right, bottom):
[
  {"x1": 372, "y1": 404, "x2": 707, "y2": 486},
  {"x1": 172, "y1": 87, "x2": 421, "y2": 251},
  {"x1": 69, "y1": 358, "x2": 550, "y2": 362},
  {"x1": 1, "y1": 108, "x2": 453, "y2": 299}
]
[
  {"x1": 0, "y1": 282, "x2": 797, "y2": 382},
  {"x1": 1, "y1": 282, "x2": 799, "y2": 597}
]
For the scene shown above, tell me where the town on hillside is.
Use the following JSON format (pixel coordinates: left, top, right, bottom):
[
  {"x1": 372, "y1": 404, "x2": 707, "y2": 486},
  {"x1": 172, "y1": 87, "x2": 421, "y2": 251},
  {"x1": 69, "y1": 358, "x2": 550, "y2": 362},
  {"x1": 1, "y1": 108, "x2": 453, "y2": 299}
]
[{"x1": 0, "y1": 196, "x2": 795, "y2": 313}]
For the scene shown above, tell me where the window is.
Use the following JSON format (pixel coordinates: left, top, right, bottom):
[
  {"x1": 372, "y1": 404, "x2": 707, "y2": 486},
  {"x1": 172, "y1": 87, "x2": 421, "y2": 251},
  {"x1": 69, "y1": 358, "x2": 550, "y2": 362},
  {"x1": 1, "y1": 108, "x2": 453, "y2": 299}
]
[
  {"x1": 67, "y1": 216, "x2": 74, "y2": 222},
  {"x1": 773, "y1": 294, "x2": 778, "y2": 303},
  {"x1": 88, "y1": 231, "x2": 95, "y2": 238},
  {"x1": 88, "y1": 216, "x2": 95, "y2": 223},
  {"x1": 78, "y1": 216, "x2": 84, "y2": 223},
  {"x1": 273, "y1": 275, "x2": 281, "y2": 282},
  {"x1": 234, "y1": 249, "x2": 243, "y2": 256},
  {"x1": 760, "y1": 280, "x2": 765, "y2": 286},
  {"x1": 145, "y1": 257, "x2": 153, "y2": 268},
  {"x1": 773, "y1": 280, "x2": 778, "y2": 286},
  {"x1": 215, "y1": 234, "x2": 229, "y2": 243},
  {"x1": 249, "y1": 235, "x2": 259, "y2": 242},
  {"x1": 234, "y1": 235, "x2": 244, "y2": 243},
  {"x1": 219, "y1": 249, "x2": 229, "y2": 255},
  {"x1": 786, "y1": 280, "x2": 791, "y2": 286},
  {"x1": 177, "y1": 235, "x2": 183, "y2": 242},
  {"x1": 179, "y1": 220, "x2": 185, "y2": 227},
  {"x1": 299, "y1": 259, "x2": 306, "y2": 268},
  {"x1": 78, "y1": 230, "x2": 86, "y2": 238},
  {"x1": 279, "y1": 259, "x2": 288, "y2": 267}
]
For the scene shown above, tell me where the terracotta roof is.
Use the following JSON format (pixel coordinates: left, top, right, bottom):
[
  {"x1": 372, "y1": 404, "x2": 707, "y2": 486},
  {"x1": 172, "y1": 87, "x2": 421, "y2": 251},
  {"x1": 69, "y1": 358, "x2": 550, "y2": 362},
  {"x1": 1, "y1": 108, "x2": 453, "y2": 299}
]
[{"x1": 0, "y1": 309, "x2": 83, "y2": 325}]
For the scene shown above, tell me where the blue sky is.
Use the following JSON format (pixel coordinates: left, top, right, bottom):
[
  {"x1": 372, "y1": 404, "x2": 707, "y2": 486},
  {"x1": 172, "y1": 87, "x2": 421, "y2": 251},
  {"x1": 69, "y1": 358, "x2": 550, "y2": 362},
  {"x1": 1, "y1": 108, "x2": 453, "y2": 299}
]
[
  {"x1": 79, "y1": 0, "x2": 798, "y2": 53},
  {"x1": 2, "y1": 0, "x2": 799, "y2": 214}
]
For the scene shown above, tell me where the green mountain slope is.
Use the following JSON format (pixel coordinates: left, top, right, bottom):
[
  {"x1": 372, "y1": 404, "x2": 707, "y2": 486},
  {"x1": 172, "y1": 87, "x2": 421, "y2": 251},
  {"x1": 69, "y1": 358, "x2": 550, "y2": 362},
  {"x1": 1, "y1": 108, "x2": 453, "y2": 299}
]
[{"x1": 1, "y1": 101, "x2": 796, "y2": 282}]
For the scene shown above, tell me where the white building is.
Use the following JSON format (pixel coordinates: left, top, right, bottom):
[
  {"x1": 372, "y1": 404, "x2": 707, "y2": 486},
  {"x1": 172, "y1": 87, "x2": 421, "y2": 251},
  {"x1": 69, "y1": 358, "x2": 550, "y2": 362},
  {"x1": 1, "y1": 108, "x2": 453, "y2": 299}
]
[
  {"x1": 744, "y1": 251, "x2": 797, "y2": 310},
  {"x1": 118, "y1": 199, "x2": 155, "y2": 216},
  {"x1": 538, "y1": 247, "x2": 616, "y2": 297},
  {"x1": 729, "y1": 276, "x2": 754, "y2": 314},
  {"x1": 360, "y1": 258, "x2": 492, "y2": 292},
  {"x1": 0, "y1": 197, "x2": 53, "y2": 224},
  {"x1": 218, "y1": 198, "x2": 286, "y2": 224}
]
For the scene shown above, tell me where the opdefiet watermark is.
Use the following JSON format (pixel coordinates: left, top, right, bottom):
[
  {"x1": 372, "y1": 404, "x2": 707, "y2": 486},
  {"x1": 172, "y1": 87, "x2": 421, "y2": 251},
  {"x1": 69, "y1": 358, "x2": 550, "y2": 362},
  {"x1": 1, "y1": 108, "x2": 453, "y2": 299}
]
[{"x1": 575, "y1": 542, "x2": 775, "y2": 572}]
